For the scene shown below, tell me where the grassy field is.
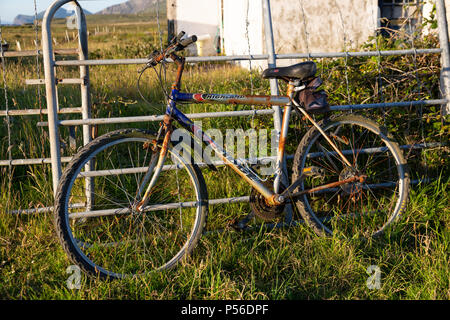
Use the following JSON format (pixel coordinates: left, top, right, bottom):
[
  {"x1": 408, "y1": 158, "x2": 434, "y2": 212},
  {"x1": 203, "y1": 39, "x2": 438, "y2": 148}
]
[{"x1": 0, "y1": 14, "x2": 449, "y2": 300}]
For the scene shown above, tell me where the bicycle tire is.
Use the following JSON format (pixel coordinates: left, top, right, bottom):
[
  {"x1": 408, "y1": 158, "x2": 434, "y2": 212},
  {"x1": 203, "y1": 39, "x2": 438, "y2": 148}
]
[
  {"x1": 54, "y1": 128, "x2": 208, "y2": 279},
  {"x1": 292, "y1": 115, "x2": 410, "y2": 238}
]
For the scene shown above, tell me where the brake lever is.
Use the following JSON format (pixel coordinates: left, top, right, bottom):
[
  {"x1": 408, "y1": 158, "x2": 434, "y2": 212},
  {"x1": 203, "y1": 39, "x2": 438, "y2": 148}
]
[
  {"x1": 137, "y1": 50, "x2": 160, "y2": 73},
  {"x1": 171, "y1": 31, "x2": 185, "y2": 45},
  {"x1": 138, "y1": 34, "x2": 195, "y2": 73}
]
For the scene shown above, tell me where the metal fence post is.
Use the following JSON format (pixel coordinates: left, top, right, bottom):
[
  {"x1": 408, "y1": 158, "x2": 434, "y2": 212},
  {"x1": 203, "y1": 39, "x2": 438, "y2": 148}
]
[
  {"x1": 436, "y1": 0, "x2": 450, "y2": 116},
  {"x1": 42, "y1": 1, "x2": 64, "y2": 195},
  {"x1": 262, "y1": 0, "x2": 280, "y2": 106},
  {"x1": 262, "y1": 0, "x2": 282, "y2": 180},
  {"x1": 262, "y1": 0, "x2": 293, "y2": 222},
  {"x1": 41, "y1": 0, "x2": 92, "y2": 197},
  {"x1": 73, "y1": 3, "x2": 91, "y2": 148},
  {"x1": 73, "y1": 2, "x2": 93, "y2": 209}
]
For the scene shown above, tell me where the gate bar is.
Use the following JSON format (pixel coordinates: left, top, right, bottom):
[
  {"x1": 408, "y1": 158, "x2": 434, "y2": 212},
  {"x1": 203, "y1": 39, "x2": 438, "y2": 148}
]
[
  {"x1": 35, "y1": 99, "x2": 447, "y2": 127},
  {"x1": 0, "y1": 108, "x2": 81, "y2": 116},
  {"x1": 52, "y1": 48, "x2": 443, "y2": 67},
  {"x1": 0, "y1": 48, "x2": 78, "y2": 58},
  {"x1": 436, "y1": 0, "x2": 450, "y2": 115},
  {"x1": 41, "y1": 0, "x2": 89, "y2": 195},
  {"x1": 42, "y1": 0, "x2": 65, "y2": 195}
]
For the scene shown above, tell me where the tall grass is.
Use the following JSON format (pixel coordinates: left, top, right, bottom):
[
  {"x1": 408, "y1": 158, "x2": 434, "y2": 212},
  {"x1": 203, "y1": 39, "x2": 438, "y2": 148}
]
[{"x1": 0, "y1": 175, "x2": 448, "y2": 299}]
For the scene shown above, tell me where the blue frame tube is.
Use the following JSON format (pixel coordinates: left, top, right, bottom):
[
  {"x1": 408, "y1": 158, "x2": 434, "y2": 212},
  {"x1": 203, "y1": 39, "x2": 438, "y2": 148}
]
[{"x1": 166, "y1": 88, "x2": 279, "y2": 203}]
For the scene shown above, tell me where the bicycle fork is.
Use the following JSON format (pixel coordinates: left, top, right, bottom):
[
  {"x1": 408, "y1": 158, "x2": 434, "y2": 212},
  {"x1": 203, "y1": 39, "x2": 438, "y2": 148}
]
[{"x1": 135, "y1": 116, "x2": 173, "y2": 212}]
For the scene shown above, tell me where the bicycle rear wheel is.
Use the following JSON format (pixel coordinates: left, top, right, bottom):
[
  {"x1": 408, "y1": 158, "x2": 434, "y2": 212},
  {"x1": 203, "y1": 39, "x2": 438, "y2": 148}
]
[
  {"x1": 292, "y1": 115, "x2": 409, "y2": 238},
  {"x1": 54, "y1": 129, "x2": 208, "y2": 279}
]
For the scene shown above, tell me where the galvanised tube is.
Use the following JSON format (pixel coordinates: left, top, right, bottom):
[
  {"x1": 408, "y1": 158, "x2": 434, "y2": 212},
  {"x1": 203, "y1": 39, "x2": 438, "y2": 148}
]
[
  {"x1": 42, "y1": 0, "x2": 76, "y2": 195},
  {"x1": 1, "y1": 142, "x2": 443, "y2": 168},
  {"x1": 53, "y1": 48, "x2": 443, "y2": 67},
  {"x1": 0, "y1": 108, "x2": 81, "y2": 116},
  {"x1": 37, "y1": 109, "x2": 276, "y2": 126},
  {"x1": 436, "y1": 0, "x2": 450, "y2": 115},
  {"x1": 73, "y1": 2, "x2": 94, "y2": 211},
  {"x1": 36, "y1": 99, "x2": 447, "y2": 127}
]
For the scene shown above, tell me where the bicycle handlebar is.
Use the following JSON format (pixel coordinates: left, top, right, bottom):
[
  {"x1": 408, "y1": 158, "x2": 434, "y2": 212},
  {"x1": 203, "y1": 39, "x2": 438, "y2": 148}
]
[
  {"x1": 172, "y1": 31, "x2": 186, "y2": 44},
  {"x1": 177, "y1": 35, "x2": 197, "y2": 50},
  {"x1": 143, "y1": 32, "x2": 197, "y2": 69}
]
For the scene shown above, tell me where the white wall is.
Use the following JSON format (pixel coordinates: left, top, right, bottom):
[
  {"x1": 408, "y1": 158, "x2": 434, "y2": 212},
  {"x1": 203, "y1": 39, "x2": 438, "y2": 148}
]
[
  {"x1": 175, "y1": 0, "x2": 221, "y2": 55},
  {"x1": 222, "y1": 0, "x2": 265, "y2": 69},
  {"x1": 171, "y1": 0, "x2": 450, "y2": 68},
  {"x1": 223, "y1": 0, "x2": 379, "y2": 68},
  {"x1": 269, "y1": 0, "x2": 379, "y2": 66}
]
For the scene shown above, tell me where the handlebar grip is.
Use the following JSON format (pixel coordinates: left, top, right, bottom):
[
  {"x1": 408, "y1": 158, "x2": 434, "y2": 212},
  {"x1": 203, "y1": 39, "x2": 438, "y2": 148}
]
[
  {"x1": 178, "y1": 35, "x2": 197, "y2": 49},
  {"x1": 173, "y1": 31, "x2": 185, "y2": 44}
]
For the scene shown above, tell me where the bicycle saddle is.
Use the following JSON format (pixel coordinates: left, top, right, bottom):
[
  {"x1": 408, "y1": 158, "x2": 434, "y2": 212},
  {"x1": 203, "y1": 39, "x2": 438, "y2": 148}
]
[{"x1": 262, "y1": 61, "x2": 316, "y2": 81}]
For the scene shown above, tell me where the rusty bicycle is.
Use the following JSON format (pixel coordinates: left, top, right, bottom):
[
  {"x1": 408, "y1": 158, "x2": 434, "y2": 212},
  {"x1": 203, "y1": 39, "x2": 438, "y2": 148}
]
[{"x1": 53, "y1": 32, "x2": 410, "y2": 279}]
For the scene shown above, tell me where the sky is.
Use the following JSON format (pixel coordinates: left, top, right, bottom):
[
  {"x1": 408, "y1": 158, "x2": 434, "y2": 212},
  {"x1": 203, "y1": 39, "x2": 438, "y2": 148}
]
[{"x1": 0, "y1": 0, "x2": 128, "y2": 23}]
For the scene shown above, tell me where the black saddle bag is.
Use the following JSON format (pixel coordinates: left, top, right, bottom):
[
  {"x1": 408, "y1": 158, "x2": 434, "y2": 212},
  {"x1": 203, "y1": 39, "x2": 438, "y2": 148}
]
[{"x1": 297, "y1": 77, "x2": 329, "y2": 113}]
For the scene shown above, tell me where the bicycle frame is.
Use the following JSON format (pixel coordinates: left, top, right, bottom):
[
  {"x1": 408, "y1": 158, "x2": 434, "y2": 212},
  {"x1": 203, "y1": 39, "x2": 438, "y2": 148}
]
[
  {"x1": 136, "y1": 54, "x2": 353, "y2": 211},
  {"x1": 168, "y1": 89, "x2": 291, "y2": 205}
]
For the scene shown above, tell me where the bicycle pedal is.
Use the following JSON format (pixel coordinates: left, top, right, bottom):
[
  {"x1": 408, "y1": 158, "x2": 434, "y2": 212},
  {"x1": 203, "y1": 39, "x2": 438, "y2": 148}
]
[
  {"x1": 226, "y1": 219, "x2": 244, "y2": 231},
  {"x1": 302, "y1": 166, "x2": 325, "y2": 178}
]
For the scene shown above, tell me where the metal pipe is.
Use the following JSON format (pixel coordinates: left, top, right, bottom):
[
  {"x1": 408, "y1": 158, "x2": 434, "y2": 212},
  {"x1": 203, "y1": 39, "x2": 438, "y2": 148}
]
[
  {"x1": 71, "y1": 156, "x2": 278, "y2": 178},
  {"x1": 65, "y1": 175, "x2": 428, "y2": 219},
  {"x1": 261, "y1": 0, "x2": 279, "y2": 96},
  {"x1": 436, "y1": 0, "x2": 450, "y2": 116},
  {"x1": 1, "y1": 141, "x2": 444, "y2": 168},
  {"x1": 52, "y1": 48, "x2": 443, "y2": 67},
  {"x1": 0, "y1": 48, "x2": 78, "y2": 58},
  {"x1": 6, "y1": 178, "x2": 431, "y2": 215},
  {"x1": 329, "y1": 99, "x2": 447, "y2": 110},
  {"x1": 275, "y1": 48, "x2": 443, "y2": 59},
  {"x1": 74, "y1": 3, "x2": 91, "y2": 148},
  {"x1": 36, "y1": 99, "x2": 446, "y2": 127},
  {"x1": 73, "y1": 2, "x2": 94, "y2": 210},
  {"x1": 0, "y1": 157, "x2": 72, "y2": 167},
  {"x1": 37, "y1": 109, "x2": 276, "y2": 126},
  {"x1": 25, "y1": 78, "x2": 85, "y2": 85},
  {"x1": 42, "y1": 0, "x2": 73, "y2": 195},
  {"x1": 68, "y1": 196, "x2": 252, "y2": 219},
  {"x1": 306, "y1": 142, "x2": 445, "y2": 159},
  {"x1": 0, "y1": 108, "x2": 81, "y2": 116},
  {"x1": 9, "y1": 203, "x2": 85, "y2": 215}
]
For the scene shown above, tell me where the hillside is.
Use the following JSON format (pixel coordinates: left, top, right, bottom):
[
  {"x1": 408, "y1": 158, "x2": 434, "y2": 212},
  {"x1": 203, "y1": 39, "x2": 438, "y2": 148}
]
[
  {"x1": 13, "y1": 7, "x2": 92, "y2": 25},
  {"x1": 11, "y1": 0, "x2": 164, "y2": 26},
  {"x1": 96, "y1": 0, "x2": 161, "y2": 15}
]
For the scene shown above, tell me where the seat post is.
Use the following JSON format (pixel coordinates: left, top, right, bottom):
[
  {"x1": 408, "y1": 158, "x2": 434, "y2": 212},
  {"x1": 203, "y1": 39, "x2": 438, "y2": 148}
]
[{"x1": 274, "y1": 82, "x2": 295, "y2": 194}]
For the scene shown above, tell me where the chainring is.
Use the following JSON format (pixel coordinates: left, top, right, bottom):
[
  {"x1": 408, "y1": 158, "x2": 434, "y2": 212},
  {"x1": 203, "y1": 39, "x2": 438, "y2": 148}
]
[{"x1": 249, "y1": 179, "x2": 286, "y2": 221}]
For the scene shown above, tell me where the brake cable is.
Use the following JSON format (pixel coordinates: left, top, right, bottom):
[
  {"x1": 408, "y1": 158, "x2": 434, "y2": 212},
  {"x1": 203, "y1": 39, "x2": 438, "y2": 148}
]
[{"x1": 137, "y1": 33, "x2": 198, "y2": 109}]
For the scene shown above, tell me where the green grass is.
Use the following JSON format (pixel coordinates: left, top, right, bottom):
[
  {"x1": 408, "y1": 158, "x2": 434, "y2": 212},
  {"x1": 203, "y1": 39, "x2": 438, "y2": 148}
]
[
  {"x1": 0, "y1": 176, "x2": 448, "y2": 299},
  {"x1": 0, "y1": 17, "x2": 449, "y2": 299}
]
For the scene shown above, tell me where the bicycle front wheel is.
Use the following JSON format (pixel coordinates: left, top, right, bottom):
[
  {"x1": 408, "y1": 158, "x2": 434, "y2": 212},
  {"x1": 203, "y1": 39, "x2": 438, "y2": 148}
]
[
  {"x1": 54, "y1": 129, "x2": 208, "y2": 279},
  {"x1": 292, "y1": 115, "x2": 409, "y2": 238}
]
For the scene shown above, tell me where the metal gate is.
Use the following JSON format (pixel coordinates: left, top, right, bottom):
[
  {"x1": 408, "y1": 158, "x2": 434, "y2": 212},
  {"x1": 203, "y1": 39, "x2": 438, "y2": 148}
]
[{"x1": 1, "y1": 0, "x2": 448, "y2": 215}]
